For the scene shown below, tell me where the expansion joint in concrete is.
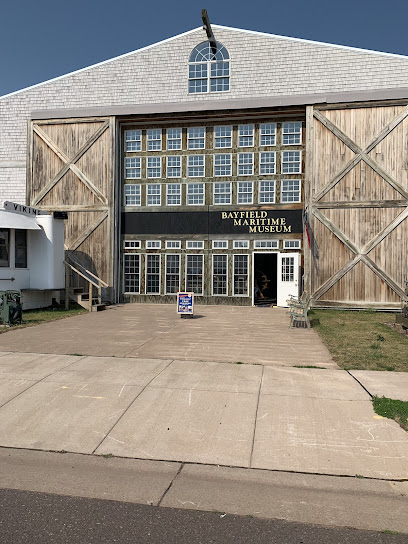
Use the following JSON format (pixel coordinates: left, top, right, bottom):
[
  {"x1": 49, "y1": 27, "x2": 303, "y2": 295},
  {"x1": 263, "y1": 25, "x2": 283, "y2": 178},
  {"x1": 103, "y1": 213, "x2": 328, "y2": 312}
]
[{"x1": 157, "y1": 462, "x2": 185, "y2": 507}]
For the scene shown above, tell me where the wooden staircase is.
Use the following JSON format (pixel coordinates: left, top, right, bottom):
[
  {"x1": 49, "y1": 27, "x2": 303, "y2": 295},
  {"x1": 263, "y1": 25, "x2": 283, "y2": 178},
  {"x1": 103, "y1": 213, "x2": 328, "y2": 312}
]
[{"x1": 64, "y1": 255, "x2": 109, "y2": 312}]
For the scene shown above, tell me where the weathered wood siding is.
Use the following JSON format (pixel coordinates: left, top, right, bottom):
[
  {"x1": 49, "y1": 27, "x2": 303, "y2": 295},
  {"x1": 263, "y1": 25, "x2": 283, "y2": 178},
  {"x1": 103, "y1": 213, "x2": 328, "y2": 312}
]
[
  {"x1": 305, "y1": 103, "x2": 408, "y2": 308},
  {"x1": 27, "y1": 117, "x2": 116, "y2": 300}
]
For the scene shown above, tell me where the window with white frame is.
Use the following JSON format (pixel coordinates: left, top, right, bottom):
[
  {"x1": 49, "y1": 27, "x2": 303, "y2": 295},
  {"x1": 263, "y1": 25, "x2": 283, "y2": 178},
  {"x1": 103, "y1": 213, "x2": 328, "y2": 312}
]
[
  {"x1": 147, "y1": 129, "x2": 162, "y2": 151},
  {"x1": 187, "y1": 127, "x2": 206, "y2": 149},
  {"x1": 213, "y1": 182, "x2": 231, "y2": 205},
  {"x1": 254, "y1": 240, "x2": 279, "y2": 249},
  {"x1": 146, "y1": 240, "x2": 161, "y2": 249},
  {"x1": 237, "y1": 181, "x2": 253, "y2": 204},
  {"x1": 282, "y1": 122, "x2": 302, "y2": 145},
  {"x1": 188, "y1": 41, "x2": 230, "y2": 94},
  {"x1": 186, "y1": 254, "x2": 204, "y2": 294},
  {"x1": 0, "y1": 230, "x2": 9, "y2": 267},
  {"x1": 283, "y1": 240, "x2": 301, "y2": 249},
  {"x1": 147, "y1": 157, "x2": 162, "y2": 178},
  {"x1": 123, "y1": 240, "x2": 141, "y2": 249},
  {"x1": 260, "y1": 123, "x2": 276, "y2": 146},
  {"x1": 166, "y1": 240, "x2": 181, "y2": 249},
  {"x1": 233, "y1": 240, "x2": 249, "y2": 249},
  {"x1": 213, "y1": 254, "x2": 228, "y2": 295},
  {"x1": 125, "y1": 130, "x2": 142, "y2": 152},
  {"x1": 214, "y1": 125, "x2": 232, "y2": 148},
  {"x1": 259, "y1": 181, "x2": 275, "y2": 204},
  {"x1": 212, "y1": 240, "x2": 228, "y2": 249},
  {"x1": 187, "y1": 183, "x2": 204, "y2": 205},
  {"x1": 214, "y1": 154, "x2": 232, "y2": 176},
  {"x1": 166, "y1": 184, "x2": 181, "y2": 205},
  {"x1": 124, "y1": 254, "x2": 140, "y2": 293},
  {"x1": 166, "y1": 156, "x2": 181, "y2": 178},
  {"x1": 125, "y1": 157, "x2": 141, "y2": 179},
  {"x1": 124, "y1": 184, "x2": 141, "y2": 206},
  {"x1": 233, "y1": 254, "x2": 249, "y2": 296},
  {"x1": 238, "y1": 125, "x2": 254, "y2": 147},
  {"x1": 147, "y1": 184, "x2": 161, "y2": 206},
  {"x1": 281, "y1": 179, "x2": 301, "y2": 202},
  {"x1": 282, "y1": 151, "x2": 301, "y2": 173},
  {"x1": 187, "y1": 155, "x2": 205, "y2": 177},
  {"x1": 146, "y1": 254, "x2": 160, "y2": 294},
  {"x1": 167, "y1": 128, "x2": 182, "y2": 150},
  {"x1": 165, "y1": 254, "x2": 180, "y2": 294},
  {"x1": 260, "y1": 152, "x2": 276, "y2": 175},
  {"x1": 281, "y1": 256, "x2": 295, "y2": 282},
  {"x1": 186, "y1": 240, "x2": 204, "y2": 249},
  {"x1": 238, "y1": 153, "x2": 254, "y2": 175}
]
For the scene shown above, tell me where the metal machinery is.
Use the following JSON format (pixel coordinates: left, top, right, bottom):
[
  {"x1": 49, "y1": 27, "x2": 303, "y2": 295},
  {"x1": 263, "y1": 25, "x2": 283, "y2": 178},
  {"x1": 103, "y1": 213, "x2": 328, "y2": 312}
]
[
  {"x1": 396, "y1": 280, "x2": 408, "y2": 330},
  {"x1": 0, "y1": 290, "x2": 22, "y2": 325}
]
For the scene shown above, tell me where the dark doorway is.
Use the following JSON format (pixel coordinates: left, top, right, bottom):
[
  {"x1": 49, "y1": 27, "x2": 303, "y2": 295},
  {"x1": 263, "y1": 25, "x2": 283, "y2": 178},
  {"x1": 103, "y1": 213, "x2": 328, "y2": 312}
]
[{"x1": 254, "y1": 253, "x2": 277, "y2": 306}]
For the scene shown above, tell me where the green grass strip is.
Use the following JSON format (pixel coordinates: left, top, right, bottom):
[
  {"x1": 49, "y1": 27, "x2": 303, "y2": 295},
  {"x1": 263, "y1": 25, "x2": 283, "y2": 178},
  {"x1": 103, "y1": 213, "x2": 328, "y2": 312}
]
[{"x1": 372, "y1": 396, "x2": 408, "y2": 432}]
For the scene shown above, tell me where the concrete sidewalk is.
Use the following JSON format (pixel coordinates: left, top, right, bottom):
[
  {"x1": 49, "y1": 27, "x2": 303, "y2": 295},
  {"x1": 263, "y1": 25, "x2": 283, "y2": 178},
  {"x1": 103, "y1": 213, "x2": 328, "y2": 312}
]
[{"x1": 0, "y1": 351, "x2": 407, "y2": 480}]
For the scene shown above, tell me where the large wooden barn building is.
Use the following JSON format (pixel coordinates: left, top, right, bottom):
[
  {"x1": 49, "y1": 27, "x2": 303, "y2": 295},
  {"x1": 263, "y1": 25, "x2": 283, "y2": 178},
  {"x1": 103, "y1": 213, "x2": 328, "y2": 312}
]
[{"x1": 1, "y1": 21, "x2": 407, "y2": 309}]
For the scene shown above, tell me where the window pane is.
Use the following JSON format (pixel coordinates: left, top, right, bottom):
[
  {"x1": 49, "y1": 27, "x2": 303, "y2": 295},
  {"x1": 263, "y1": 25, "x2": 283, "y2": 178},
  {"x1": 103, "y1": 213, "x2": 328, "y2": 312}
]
[
  {"x1": 210, "y1": 61, "x2": 229, "y2": 77},
  {"x1": 166, "y1": 254, "x2": 180, "y2": 294},
  {"x1": 189, "y1": 64, "x2": 208, "y2": 78},
  {"x1": 237, "y1": 182, "x2": 253, "y2": 204},
  {"x1": 167, "y1": 156, "x2": 181, "y2": 178},
  {"x1": 187, "y1": 184, "x2": 204, "y2": 205},
  {"x1": 281, "y1": 179, "x2": 301, "y2": 202},
  {"x1": 187, "y1": 155, "x2": 205, "y2": 177},
  {"x1": 282, "y1": 122, "x2": 302, "y2": 145},
  {"x1": 260, "y1": 123, "x2": 276, "y2": 146},
  {"x1": 146, "y1": 254, "x2": 160, "y2": 294},
  {"x1": 282, "y1": 151, "x2": 301, "y2": 174},
  {"x1": 186, "y1": 254, "x2": 203, "y2": 294},
  {"x1": 282, "y1": 257, "x2": 294, "y2": 282},
  {"x1": 15, "y1": 229, "x2": 27, "y2": 268},
  {"x1": 125, "y1": 130, "x2": 142, "y2": 152},
  {"x1": 147, "y1": 129, "x2": 162, "y2": 151},
  {"x1": 147, "y1": 184, "x2": 161, "y2": 206},
  {"x1": 189, "y1": 79, "x2": 208, "y2": 94},
  {"x1": 260, "y1": 152, "x2": 276, "y2": 175},
  {"x1": 125, "y1": 157, "x2": 141, "y2": 179},
  {"x1": 214, "y1": 125, "x2": 232, "y2": 148},
  {"x1": 124, "y1": 254, "x2": 140, "y2": 293},
  {"x1": 259, "y1": 181, "x2": 275, "y2": 204},
  {"x1": 239, "y1": 125, "x2": 254, "y2": 147},
  {"x1": 234, "y1": 255, "x2": 248, "y2": 296},
  {"x1": 210, "y1": 78, "x2": 229, "y2": 92},
  {"x1": 238, "y1": 153, "x2": 254, "y2": 175},
  {"x1": 187, "y1": 127, "x2": 206, "y2": 149},
  {"x1": 166, "y1": 184, "x2": 181, "y2": 205},
  {"x1": 213, "y1": 254, "x2": 227, "y2": 295},
  {"x1": 125, "y1": 184, "x2": 141, "y2": 206},
  {"x1": 214, "y1": 154, "x2": 232, "y2": 176},
  {"x1": 147, "y1": 157, "x2": 162, "y2": 178},
  {"x1": 213, "y1": 182, "x2": 231, "y2": 205},
  {"x1": 167, "y1": 128, "x2": 182, "y2": 150}
]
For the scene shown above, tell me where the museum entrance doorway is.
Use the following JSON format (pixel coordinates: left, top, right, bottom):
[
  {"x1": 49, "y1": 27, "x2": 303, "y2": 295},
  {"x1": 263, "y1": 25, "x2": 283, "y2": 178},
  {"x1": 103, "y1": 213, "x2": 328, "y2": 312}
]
[{"x1": 253, "y1": 252, "x2": 278, "y2": 306}]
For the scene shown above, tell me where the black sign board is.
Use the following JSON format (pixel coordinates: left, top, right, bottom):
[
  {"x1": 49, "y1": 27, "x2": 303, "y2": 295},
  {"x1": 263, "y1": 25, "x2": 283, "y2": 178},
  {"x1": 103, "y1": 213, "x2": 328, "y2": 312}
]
[{"x1": 122, "y1": 209, "x2": 303, "y2": 236}]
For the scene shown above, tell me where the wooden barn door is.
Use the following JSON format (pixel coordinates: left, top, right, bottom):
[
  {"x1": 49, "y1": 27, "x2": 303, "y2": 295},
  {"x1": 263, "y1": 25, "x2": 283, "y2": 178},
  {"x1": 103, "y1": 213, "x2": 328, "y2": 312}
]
[
  {"x1": 28, "y1": 117, "x2": 116, "y2": 301},
  {"x1": 305, "y1": 104, "x2": 408, "y2": 308}
]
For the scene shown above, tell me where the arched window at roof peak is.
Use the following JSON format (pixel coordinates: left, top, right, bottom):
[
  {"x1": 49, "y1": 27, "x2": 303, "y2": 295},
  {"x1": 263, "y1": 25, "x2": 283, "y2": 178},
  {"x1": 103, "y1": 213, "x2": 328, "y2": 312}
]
[
  {"x1": 189, "y1": 41, "x2": 229, "y2": 63},
  {"x1": 188, "y1": 41, "x2": 230, "y2": 94}
]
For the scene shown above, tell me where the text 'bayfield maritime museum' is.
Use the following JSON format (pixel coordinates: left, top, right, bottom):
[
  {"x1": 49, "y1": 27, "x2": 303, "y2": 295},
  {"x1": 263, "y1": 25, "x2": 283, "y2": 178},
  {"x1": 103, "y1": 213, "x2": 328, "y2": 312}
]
[{"x1": 1, "y1": 13, "x2": 407, "y2": 309}]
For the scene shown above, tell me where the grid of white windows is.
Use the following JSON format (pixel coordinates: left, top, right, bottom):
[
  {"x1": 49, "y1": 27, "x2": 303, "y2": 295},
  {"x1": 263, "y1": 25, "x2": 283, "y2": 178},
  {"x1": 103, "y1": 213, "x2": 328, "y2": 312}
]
[
  {"x1": 237, "y1": 181, "x2": 253, "y2": 204},
  {"x1": 259, "y1": 181, "x2": 275, "y2": 204},
  {"x1": 147, "y1": 184, "x2": 161, "y2": 206},
  {"x1": 260, "y1": 123, "x2": 276, "y2": 146},
  {"x1": 188, "y1": 42, "x2": 230, "y2": 94},
  {"x1": 233, "y1": 254, "x2": 249, "y2": 296},
  {"x1": 282, "y1": 151, "x2": 302, "y2": 174},
  {"x1": 167, "y1": 128, "x2": 182, "y2": 150},
  {"x1": 238, "y1": 153, "x2": 254, "y2": 176},
  {"x1": 125, "y1": 130, "x2": 142, "y2": 152},
  {"x1": 187, "y1": 127, "x2": 206, "y2": 149},
  {"x1": 167, "y1": 156, "x2": 182, "y2": 178},
  {"x1": 165, "y1": 254, "x2": 180, "y2": 294},
  {"x1": 187, "y1": 155, "x2": 205, "y2": 177},
  {"x1": 254, "y1": 240, "x2": 279, "y2": 249},
  {"x1": 165, "y1": 240, "x2": 181, "y2": 249},
  {"x1": 125, "y1": 157, "x2": 141, "y2": 179},
  {"x1": 166, "y1": 184, "x2": 181, "y2": 205},
  {"x1": 146, "y1": 240, "x2": 161, "y2": 249},
  {"x1": 260, "y1": 152, "x2": 276, "y2": 175},
  {"x1": 281, "y1": 256, "x2": 295, "y2": 282},
  {"x1": 281, "y1": 179, "x2": 301, "y2": 202},
  {"x1": 282, "y1": 122, "x2": 302, "y2": 145},
  {"x1": 187, "y1": 183, "x2": 204, "y2": 205},
  {"x1": 233, "y1": 240, "x2": 249, "y2": 249},
  {"x1": 147, "y1": 129, "x2": 162, "y2": 151},
  {"x1": 124, "y1": 184, "x2": 141, "y2": 206},
  {"x1": 147, "y1": 157, "x2": 162, "y2": 178},
  {"x1": 212, "y1": 240, "x2": 228, "y2": 249},
  {"x1": 186, "y1": 254, "x2": 204, "y2": 294},
  {"x1": 123, "y1": 240, "x2": 141, "y2": 249},
  {"x1": 124, "y1": 254, "x2": 140, "y2": 293},
  {"x1": 214, "y1": 154, "x2": 232, "y2": 176},
  {"x1": 186, "y1": 241, "x2": 204, "y2": 249},
  {"x1": 238, "y1": 125, "x2": 254, "y2": 147},
  {"x1": 146, "y1": 254, "x2": 161, "y2": 294},
  {"x1": 214, "y1": 126, "x2": 232, "y2": 148},
  {"x1": 213, "y1": 182, "x2": 231, "y2": 205},
  {"x1": 213, "y1": 254, "x2": 228, "y2": 295},
  {"x1": 283, "y1": 240, "x2": 301, "y2": 249}
]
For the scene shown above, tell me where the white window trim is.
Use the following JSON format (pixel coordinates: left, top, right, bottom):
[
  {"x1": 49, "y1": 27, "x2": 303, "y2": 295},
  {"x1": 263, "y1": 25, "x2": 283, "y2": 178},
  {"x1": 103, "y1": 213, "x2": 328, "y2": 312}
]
[
  {"x1": 124, "y1": 157, "x2": 142, "y2": 179},
  {"x1": 147, "y1": 129, "x2": 162, "y2": 151},
  {"x1": 186, "y1": 240, "x2": 204, "y2": 249},
  {"x1": 238, "y1": 124, "x2": 255, "y2": 148},
  {"x1": 146, "y1": 240, "x2": 161, "y2": 249},
  {"x1": 214, "y1": 125, "x2": 233, "y2": 149},
  {"x1": 147, "y1": 157, "x2": 162, "y2": 179},
  {"x1": 213, "y1": 182, "x2": 232, "y2": 205},
  {"x1": 166, "y1": 128, "x2": 183, "y2": 150},
  {"x1": 123, "y1": 253, "x2": 141, "y2": 295},
  {"x1": 237, "y1": 181, "x2": 254, "y2": 205},
  {"x1": 212, "y1": 240, "x2": 228, "y2": 249},
  {"x1": 283, "y1": 239, "x2": 301, "y2": 249},
  {"x1": 282, "y1": 122, "x2": 302, "y2": 146},
  {"x1": 125, "y1": 130, "x2": 142, "y2": 152},
  {"x1": 124, "y1": 184, "x2": 141, "y2": 206},
  {"x1": 165, "y1": 240, "x2": 181, "y2": 249},
  {"x1": 166, "y1": 183, "x2": 182, "y2": 206},
  {"x1": 233, "y1": 240, "x2": 249, "y2": 249},
  {"x1": 281, "y1": 151, "x2": 302, "y2": 174},
  {"x1": 185, "y1": 254, "x2": 204, "y2": 296},
  {"x1": 237, "y1": 152, "x2": 254, "y2": 176},
  {"x1": 188, "y1": 43, "x2": 231, "y2": 96},
  {"x1": 258, "y1": 181, "x2": 276, "y2": 204},
  {"x1": 187, "y1": 154, "x2": 205, "y2": 177},
  {"x1": 146, "y1": 184, "x2": 162, "y2": 206},
  {"x1": 187, "y1": 183, "x2": 205, "y2": 205},
  {"x1": 166, "y1": 156, "x2": 182, "y2": 178},
  {"x1": 165, "y1": 253, "x2": 181, "y2": 295},
  {"x1": 281, "y1": 179, "x2": 302, "y2": 203},
  {"x1": 213, "y1": 153, "x2": 232, "y2": 177},
  {"x1": 233, "y1": 253, "x2": 249, "y2": 297},
  {"x1": 259, "y1": 151, "x2": 276, "y2": 175},
  {"x1": 259, "y1": 123, "x2": 277, "y2": 147},
  {"x1": 187, "y1": 127, "x2": 206, "y2": 150},
  {"x1": 145, "y1": 253, "x2": 161, "y2": 295},
  {"x1": 212, "y1": 254, "x2": 228, "y2": 297},
  {"x1": 254, "y1": 240, "x2": 279, "y2": 249},
  {"x1": 123, "y1": 240, "x2": 141, "y2": 249}
]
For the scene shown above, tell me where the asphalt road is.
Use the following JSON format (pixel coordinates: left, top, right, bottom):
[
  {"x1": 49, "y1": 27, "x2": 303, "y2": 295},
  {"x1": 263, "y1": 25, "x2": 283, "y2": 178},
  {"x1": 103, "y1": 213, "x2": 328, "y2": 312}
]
[{"x1": 0, "y1": 488, "x2": 406, "y2": 544}]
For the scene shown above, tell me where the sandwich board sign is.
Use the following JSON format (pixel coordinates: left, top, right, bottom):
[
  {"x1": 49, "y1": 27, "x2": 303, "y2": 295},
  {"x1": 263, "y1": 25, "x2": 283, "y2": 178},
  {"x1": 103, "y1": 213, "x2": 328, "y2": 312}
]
[{"x1": 177, "y1": 292, "x2": 194, "y2": 317}]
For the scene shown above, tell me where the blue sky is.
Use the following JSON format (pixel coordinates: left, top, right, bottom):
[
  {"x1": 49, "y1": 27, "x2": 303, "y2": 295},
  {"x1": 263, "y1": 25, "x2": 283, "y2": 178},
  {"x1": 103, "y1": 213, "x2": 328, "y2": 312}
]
[{"x1": 1, "y1": 0, "x2": 408, "y2": 97}]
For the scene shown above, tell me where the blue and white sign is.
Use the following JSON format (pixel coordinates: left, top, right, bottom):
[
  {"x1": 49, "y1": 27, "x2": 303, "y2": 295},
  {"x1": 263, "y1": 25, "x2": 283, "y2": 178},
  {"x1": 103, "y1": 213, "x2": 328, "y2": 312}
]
[{"x1": 177, "y1": 292, "x2": 194, "y2": 315}]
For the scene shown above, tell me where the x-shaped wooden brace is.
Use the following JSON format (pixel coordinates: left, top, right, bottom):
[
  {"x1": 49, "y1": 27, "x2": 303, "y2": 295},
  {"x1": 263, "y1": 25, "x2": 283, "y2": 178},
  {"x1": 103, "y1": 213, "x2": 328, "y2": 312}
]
[
  {"x1": 311, "y1": 108, "x2": 408, "y2": 300},
  {"x1": 32, "y1": 121, "x2": 110, "y2": 206}
]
